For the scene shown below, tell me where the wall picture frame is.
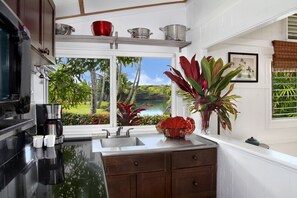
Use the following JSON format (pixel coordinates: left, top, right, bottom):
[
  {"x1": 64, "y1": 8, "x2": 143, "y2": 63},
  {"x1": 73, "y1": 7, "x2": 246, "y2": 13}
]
[{"x1": 228, "y1": 52, "x2": 258, "y2": 82}]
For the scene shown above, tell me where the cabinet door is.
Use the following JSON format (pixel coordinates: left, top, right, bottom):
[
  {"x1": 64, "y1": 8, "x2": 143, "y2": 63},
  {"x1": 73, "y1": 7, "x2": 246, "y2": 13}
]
[
  {"x1": 42, "y1": 0, "x2": 55, "y2": 58},
  {"x1": 4, "y1": 0, "x2": 18, "y2": 15},
  {"x1": 20, "y1": 0, "x2": 42, "y2": 49},
  {"x1": 137, "y1": 171, "x2": 167, "y2": 198},
  {"x1": 172, "y1": 166, "x2": 216, "y2": 198},
  {"x1": 106, "y1": 174, "x2": 136, "y2": 198}
]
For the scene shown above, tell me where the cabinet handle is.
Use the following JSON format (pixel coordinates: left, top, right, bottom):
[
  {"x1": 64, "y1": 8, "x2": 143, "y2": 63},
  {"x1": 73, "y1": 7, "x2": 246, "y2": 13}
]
[
  {"x1": 192, "y1": 181, "x2": 198, "y2": 187},
  {"x1": 134, "y1": 161, "x2": 139, "y2": 166},
  {"x1": 192, "y1": 155, "x2": 198, "y2": 160},
  {"x1": 39, "y1": 48, "x2": 50, "y2": 55}
]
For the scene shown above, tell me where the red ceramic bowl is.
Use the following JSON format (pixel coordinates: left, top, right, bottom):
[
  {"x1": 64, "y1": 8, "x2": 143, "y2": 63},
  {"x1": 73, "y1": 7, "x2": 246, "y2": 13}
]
[{"x1": 91, "y1": 21, "x2": 113, "y2": 36}]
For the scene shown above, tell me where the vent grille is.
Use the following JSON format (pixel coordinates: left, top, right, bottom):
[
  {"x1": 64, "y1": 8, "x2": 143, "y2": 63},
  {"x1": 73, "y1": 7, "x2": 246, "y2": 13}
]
[{"x1": 288, "y1": 15, "x2": 297, "y2": 39}]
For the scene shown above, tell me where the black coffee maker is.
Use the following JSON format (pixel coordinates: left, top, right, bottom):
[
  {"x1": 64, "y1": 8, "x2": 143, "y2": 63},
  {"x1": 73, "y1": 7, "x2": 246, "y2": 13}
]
[{"x1": 36, "y1": 104, "x2": 64, "y2": 144}]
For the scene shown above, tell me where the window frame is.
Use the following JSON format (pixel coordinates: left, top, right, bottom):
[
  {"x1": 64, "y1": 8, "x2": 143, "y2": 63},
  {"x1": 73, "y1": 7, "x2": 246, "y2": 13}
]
[
  {"x1": 268, "y1": 60, "x2": 297, "y2": 129},
  {"x1": 54, "y1": 49, "x2": 177, "y2": 137}
]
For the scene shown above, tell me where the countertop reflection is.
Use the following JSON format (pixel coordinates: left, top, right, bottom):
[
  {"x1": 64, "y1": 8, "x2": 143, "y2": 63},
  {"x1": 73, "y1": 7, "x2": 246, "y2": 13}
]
[{"x1": 0, "y1": 140, "x2": 108, "y2": 198}]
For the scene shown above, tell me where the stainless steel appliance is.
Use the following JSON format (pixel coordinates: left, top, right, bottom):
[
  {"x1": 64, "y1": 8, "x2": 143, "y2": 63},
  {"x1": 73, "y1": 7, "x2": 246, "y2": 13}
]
[
  {"x1": 0, "y1": 1, "x2": 31, "y2": 119},
  {"x1": 36, "y1": 104, "x2": 64, "y2": 144}
]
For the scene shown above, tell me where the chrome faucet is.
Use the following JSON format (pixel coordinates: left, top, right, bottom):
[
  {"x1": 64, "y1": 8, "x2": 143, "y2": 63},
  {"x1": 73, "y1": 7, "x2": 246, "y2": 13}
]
[
  {"x1": 125, "y1": 128, "x2": 134, "y2": 137},
  {"x1": 102, "y1": 129, "x2": 110, "y2": 138},
  {"x1": 116, "y1": 126, "x2": 123, "y2": 136}
]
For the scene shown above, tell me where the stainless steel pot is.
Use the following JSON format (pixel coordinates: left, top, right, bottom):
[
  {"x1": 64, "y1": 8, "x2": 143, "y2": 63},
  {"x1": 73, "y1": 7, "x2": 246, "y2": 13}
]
[
  {"x1": 55, "y1": 23, "x2": 75, "y2": 35},
  {"x1": 159, "y1": 24, "x2": 190, "y2": 41},
  {"x1": 127, "y1": 28, "x2": 153, "y2": 39}
]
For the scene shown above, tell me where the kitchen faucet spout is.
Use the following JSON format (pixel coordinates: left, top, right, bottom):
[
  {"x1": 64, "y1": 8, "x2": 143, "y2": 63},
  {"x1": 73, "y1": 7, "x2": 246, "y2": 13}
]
[{"x1": 116, "y1": 126, "x2": 123, "y2": 136}]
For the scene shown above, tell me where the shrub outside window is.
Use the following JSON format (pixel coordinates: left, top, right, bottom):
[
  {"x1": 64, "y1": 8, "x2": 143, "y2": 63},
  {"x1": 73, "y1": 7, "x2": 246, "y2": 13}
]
[{"x1": 49, "y1": 55, "x2": 173, "y2": 129}]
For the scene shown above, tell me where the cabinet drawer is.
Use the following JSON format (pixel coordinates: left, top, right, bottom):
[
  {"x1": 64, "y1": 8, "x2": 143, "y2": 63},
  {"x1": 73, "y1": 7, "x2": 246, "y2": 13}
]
[
  {"x1": 172, "y1": 149, "x2": 216, "y2": 169},
  {"x1": 104, "y1": 153, "x2": 166, "y2": 175},
  {"x1": 172, "y1": 166, "x2": 216, "y2": 198}
]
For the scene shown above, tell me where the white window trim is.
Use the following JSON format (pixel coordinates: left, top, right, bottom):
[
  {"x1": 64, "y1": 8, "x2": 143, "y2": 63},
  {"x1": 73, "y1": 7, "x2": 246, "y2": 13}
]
[
  {"x1": 267, "y1": 58, "x2": 297, "y2": 129},
  {"x1": 55, "y1": 49, "x2": 177, "y2": 136}
]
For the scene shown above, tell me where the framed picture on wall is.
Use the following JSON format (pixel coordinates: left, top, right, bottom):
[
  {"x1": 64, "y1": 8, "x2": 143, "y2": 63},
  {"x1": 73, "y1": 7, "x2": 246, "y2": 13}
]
[{"x1": 228, "y1": 52, "x2": 258, "y2": 82}]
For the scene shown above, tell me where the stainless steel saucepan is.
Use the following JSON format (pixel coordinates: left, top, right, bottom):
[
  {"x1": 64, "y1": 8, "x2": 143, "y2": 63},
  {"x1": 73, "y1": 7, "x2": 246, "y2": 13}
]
[
  {"x1": 159, "y1": 24, "x2": 190, "y2": 41},
  {"x1": 55, "y1": 23, "x2": 75, "y2": 35},
  {"x1": 128, "y1": 28, "x2": 153, "y2": 39}
]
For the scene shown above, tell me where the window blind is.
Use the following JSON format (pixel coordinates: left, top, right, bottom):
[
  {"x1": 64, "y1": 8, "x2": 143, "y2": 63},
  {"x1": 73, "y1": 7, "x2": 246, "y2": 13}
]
[{"x1": 272, "y1": 40, "x2": 297, "y2": 70}]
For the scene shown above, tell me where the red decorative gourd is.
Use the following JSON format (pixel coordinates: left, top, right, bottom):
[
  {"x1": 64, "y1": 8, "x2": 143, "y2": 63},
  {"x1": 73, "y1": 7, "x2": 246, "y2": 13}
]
[{"x1": 156, "y1": 116, "x2": 195, "y2": 138}]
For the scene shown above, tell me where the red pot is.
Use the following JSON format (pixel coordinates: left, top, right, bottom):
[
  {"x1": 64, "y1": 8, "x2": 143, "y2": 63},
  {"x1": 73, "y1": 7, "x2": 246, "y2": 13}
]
[{"x1": 91, "y1": 21, "x2": 113, "y2": 36}]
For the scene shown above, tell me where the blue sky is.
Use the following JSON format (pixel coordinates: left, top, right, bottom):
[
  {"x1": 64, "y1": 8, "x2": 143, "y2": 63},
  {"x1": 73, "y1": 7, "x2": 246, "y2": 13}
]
[
  {"x1": 60, "y1": 57, "x2": 172, "y2": 85},
  {"x1": 123, "y1": 57, "x2": 172, "y2": 85}
]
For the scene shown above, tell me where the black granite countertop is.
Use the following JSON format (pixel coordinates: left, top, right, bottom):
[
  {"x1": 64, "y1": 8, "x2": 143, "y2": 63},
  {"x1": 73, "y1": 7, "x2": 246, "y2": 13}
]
[
  {"x1": 0, "y1": 133, "x2": 217, "y2": 198},
  {"x1": 0, "y1": 139, "x2": 108, "y2": 198}
]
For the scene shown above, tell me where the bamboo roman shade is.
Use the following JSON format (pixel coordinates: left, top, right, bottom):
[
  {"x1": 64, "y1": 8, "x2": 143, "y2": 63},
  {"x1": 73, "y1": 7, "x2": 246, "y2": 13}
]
[{"x1": 272, "y1": 40, "x2": 297, "y2": 70}]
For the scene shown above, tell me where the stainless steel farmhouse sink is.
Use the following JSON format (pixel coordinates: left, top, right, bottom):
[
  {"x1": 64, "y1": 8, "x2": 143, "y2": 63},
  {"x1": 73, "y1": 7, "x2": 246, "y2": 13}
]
[{"x1": 100, "y1": 137, "x2": 145, "y2": 148}]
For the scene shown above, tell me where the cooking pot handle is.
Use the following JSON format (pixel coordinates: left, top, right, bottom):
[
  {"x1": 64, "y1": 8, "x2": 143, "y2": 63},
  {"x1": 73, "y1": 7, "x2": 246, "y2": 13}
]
[
  {"x1": 159, "y1": 27, "x2": 164, "y2": 32},
  {"x1": 186, "y1": 27, "x2": 191, "y2": 31},
  {"x1": 150, "y1": 32, "x2": 153, "y2": 35},
  {"x1": 127, "y1": 29, "x2": 133, "y2": 33},
  {"x1": 71, "y1": 27, "x2": 75, "y2": 32}
]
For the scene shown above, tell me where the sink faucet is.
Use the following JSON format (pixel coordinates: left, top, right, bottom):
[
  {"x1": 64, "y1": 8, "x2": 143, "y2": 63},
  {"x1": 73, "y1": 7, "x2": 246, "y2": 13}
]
[
  {"x1": 125, "y1": 128, "x2": 134, "y2": 137},
  {"x1": 116, "y1": 126, "x2": 123, "y2": 136},
  {"x1": 102, "y1": 129, "x2": 110, "y2": 138}
]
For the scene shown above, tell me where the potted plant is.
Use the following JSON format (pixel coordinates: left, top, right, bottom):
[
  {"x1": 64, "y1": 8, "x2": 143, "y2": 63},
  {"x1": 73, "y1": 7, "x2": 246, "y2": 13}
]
[{"x1": 164, "y1": 55, "x2": 242, "y2": 133}]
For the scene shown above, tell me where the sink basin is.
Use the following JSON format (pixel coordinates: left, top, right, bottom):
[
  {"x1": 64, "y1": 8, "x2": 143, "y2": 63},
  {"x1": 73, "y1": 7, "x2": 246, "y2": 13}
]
[{"x1": 100, "y1": 137, "x2": 145, "y2": 148}]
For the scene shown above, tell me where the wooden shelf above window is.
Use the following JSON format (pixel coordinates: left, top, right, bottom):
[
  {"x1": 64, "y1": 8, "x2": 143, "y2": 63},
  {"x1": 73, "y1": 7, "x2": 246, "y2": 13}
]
[{"x1": 55, "y1": 32, "x2": 191, "y2": 52}]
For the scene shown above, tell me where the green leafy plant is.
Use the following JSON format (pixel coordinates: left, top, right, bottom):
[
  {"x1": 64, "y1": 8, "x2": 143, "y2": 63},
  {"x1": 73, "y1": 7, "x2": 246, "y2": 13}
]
[
  {"x1": 164, "y1": 55, "x2": 242, "y2": 131},
  {"x1": 117, "y1": 102, "x2": 146, "y2": 126}
]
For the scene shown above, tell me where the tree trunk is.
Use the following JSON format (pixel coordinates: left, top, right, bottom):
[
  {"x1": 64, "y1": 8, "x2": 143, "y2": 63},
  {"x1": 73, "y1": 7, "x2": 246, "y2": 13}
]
[
  {"x1": 116, "y1": 63, "x2": 122, "y2": 98},
  {"x1": 97, "y1": 73, "x2": 106, "y2": 109},
  {"x1": 90, "y1": 68, "x2": 97, "y2": 114},
  {"x1": 130, "y1": 62, "x2": 141, "y2": 104}
]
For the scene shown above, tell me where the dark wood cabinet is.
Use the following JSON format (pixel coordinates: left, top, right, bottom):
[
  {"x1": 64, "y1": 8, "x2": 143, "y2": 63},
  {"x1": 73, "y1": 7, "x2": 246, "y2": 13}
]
[
  {"x1": 171, "y1": 149, "x2": 217, "y2": 198},
  {"x1": 19, "y1": 0, "x2": 42, "y2": 49},
  {"x1": 104, "y1": 153, "x2": 168, "y2": 198},
  {"x1": 107, "y1": 174, "x2": 136, "y2": 198},
  {"x1": 103, "y1": 148, "x2": 217, "y2": 198},
  {"x1": 5, "y1": 0, "x2": 55, "y2": 64},
  {"x1": 137, "y1": 171, "x2": 167, "y2": 198},
  {"x1": 42, "y1": 0, "x2": 55, "y2": 58}
]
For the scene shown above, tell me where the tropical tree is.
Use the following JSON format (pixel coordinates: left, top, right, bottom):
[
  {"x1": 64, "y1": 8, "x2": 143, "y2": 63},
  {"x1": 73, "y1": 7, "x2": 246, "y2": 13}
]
[
  {"x1": 50, "y1": 58, "x2": 110, "y2": 112},
  {"x1": 116, "y1": 57, "x2": 142, "y2": 104},
  {"x1": 48, "y1": 61, "x2": 91, "y2": 109},
  {"x1": 125, "y1": 59, "x2": 142, "y2": 104}
]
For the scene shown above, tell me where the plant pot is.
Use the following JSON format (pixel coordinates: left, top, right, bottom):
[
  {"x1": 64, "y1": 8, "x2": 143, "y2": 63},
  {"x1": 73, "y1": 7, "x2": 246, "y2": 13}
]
[{"x1": 200, "y1": 110, "x2": 212, "y2": 134}]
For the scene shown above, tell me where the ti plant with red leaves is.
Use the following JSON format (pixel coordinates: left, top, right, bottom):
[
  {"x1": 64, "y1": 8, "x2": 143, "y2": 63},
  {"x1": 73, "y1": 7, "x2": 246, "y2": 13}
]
[
  {"x1": 164, "y1": 55, "x2": 242, "y2": 131},
  {"x1": 117, "y1": 102, "x2": 146, "y2": 126}
]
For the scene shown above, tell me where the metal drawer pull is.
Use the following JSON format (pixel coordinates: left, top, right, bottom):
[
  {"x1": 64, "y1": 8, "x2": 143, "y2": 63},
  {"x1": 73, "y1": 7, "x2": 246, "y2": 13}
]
[
  {"x1": 192, "y1": 155, "x2": 198, "y2": 160},
  {"x1": 193, "y1": 181, "x2": 198, "y2": 187},
  {"x1": 134, "y1": 161, "x2": 139, "y2": 166}
]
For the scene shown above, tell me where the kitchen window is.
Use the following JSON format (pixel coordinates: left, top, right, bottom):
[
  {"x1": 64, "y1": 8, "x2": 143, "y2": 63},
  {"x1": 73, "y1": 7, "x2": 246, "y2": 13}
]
[
  {"x1": 271, "y1": 40, "x2": 297, "y2": 119},
  {"x1": 272, "y1": 70, "x2": 297, "y2": 118},
  {"x1": 49, "y1": 52, "x2": 176, "y2": 135}
]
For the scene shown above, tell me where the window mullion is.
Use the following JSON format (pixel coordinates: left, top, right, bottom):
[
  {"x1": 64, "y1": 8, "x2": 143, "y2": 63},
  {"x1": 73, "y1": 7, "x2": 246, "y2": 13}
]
[{"x1": 110, "y1": 55, "x2": 117, "y2": 127}]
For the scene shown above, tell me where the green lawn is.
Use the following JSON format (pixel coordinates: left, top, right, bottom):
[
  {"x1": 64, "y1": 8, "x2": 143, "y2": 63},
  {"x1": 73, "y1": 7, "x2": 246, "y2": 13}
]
[{"x1": 63, "y1": 102, "x2": 109, "y2": 115}]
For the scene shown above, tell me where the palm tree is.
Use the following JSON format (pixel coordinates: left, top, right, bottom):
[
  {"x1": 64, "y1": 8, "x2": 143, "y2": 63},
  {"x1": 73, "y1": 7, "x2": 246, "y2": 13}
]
[{"x1": 116, "y1": 57, "x2": 142, "y2": 104}]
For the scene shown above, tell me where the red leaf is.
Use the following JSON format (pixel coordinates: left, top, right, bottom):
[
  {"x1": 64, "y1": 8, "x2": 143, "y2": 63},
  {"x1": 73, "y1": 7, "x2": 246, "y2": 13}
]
[
  {"x1": 190, "y1": 55, "x2": 200, "y2": 82},
  {"x1": 180, "y1": 56, "x2": 193, "y2": 79},
  {"x1": 164, "y1": 71, "x2": 196, "y2": 97}
]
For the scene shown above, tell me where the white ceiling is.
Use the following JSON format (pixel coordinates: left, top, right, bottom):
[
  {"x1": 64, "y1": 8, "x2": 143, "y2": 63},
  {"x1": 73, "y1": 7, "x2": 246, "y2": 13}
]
[{"x1": 53, "y1": 0, "x2": 186, "y2": 19}]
